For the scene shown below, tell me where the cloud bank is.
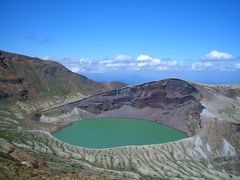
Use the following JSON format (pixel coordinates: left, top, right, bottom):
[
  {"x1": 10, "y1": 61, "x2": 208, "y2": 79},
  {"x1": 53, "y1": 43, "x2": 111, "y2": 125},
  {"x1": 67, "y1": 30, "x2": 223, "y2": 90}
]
[
  {"x1": 45, "y1": 50, "x2": 239, "y2": 74},
  {"x1": 54, "y1": 54, "x2": 182, "y2": 74}
]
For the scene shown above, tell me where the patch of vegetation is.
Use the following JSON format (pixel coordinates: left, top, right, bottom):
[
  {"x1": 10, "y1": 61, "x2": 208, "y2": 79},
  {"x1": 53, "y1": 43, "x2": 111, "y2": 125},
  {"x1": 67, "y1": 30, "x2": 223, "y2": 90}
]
[
  {"x1": 0, "y1": 100, "x2": 13, "y2": 111},
  {"x1": 0, "y1": 152, "x2": 15, "y2": 161}
]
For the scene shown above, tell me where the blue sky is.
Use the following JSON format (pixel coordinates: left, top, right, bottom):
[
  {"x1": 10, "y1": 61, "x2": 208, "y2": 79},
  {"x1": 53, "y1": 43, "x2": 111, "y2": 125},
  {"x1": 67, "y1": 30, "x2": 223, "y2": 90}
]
[{"x1": 1, "y1": 0, "x2": 240, "y2": 84}]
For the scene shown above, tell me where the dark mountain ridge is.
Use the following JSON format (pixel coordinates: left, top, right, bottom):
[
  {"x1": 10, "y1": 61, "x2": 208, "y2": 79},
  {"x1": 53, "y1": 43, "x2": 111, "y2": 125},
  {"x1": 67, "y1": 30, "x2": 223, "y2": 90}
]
[{"x1": 0, "y1": 50, "x2": 108, "y2": 101}]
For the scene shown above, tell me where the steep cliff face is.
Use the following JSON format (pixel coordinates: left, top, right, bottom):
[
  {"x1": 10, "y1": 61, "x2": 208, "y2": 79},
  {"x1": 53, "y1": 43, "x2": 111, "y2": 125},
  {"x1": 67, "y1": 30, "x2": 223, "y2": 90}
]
[{"x1": 0, "y1": 50, "x2": 108, "y2": 102}]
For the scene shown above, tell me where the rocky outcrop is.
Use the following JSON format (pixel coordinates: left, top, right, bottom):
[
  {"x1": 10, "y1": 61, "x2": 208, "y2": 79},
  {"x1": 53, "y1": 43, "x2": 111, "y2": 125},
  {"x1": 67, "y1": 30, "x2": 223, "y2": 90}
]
[{"x1": 0, "y1": 78, "x2": 29, "y2": 101}]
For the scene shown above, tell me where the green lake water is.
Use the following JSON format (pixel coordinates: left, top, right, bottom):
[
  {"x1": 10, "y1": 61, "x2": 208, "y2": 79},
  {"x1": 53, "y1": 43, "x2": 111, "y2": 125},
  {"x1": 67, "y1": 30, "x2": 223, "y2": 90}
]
[{"x1": 53, "y1": 117, "x2": 187, "y2": 149}]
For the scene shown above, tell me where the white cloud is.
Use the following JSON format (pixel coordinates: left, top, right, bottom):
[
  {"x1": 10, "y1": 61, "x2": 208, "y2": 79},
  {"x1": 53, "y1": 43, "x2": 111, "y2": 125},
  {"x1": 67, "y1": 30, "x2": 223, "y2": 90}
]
[
  {"x1": 136, "y1": 62, "x2": 148, "y2": 67},
  {"x1": 99, "y1": 60, "x2": 113, "y2": 64},
  {"x1": 161, "y1": 60, "x2": 178, "y2": 66},
  {"x1": 202, "y1": 50, "x2": 235, "y2": 61},
  {"x1": 70, "y1": 66, "x2": 80, "y2": 73},
  {"x1": 105, "y1": 63, "x2": 127, "y2": 68},
  {"x1": 114, "y1": 54, "x2": 133, "y2": 61},
  {"x1": 149, "y1": 58, "x2": 161, "y2": 66},
  {"x1": 79, "y1": 58, "x2": 91, "y2": 63},
  {"x1": 233, "y1": 64, "x2": 240, "y2": 70},
  {"x1": 42, "y1": 56, "x2": 50, "y2": 60},
  {"x1": 156, "y1": 66, "x2": 169, "y2": 71},
  {"x1": 155, "y1": 60, "x2": 180, "y2": 71},
  {"x1": 192, "y1": 62, "x2": 213, "y2": 71},
  {"x1": 137, "y1": 54, "x2": 152, "y2": 61},
  {"x1": 136, "y1": 56, "x2": 179, "y2": 70},
  {"x1": 218, "y1": 63, "x2": 240, "y2": 71}
]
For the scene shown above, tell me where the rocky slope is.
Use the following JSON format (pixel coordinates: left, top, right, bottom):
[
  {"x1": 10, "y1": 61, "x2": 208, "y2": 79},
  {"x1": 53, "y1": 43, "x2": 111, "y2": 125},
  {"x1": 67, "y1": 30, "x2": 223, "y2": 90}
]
[{"x1": 0, "y1": 50, "x2": 108, "y2": 110}]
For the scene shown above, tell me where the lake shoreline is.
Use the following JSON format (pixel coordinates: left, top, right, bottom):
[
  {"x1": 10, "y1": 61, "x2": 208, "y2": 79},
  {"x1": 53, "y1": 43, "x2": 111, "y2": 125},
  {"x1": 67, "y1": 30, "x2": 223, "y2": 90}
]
[{"x1": 53, "y1": 117, "x2": 188, "y2": 149}]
